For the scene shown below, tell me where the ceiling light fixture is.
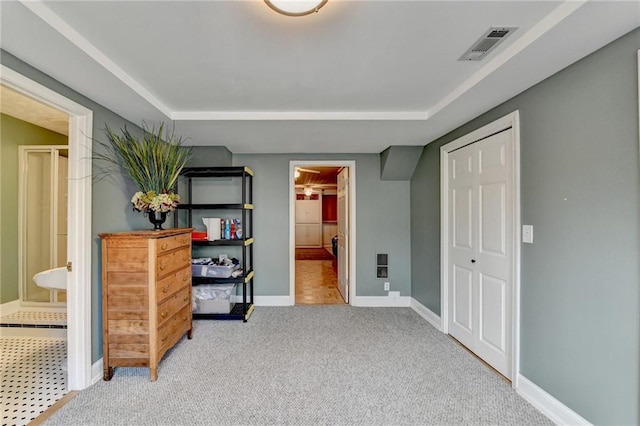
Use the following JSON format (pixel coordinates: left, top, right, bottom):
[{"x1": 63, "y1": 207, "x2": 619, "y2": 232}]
[
  {"x1": 294, "y1": 169, "x2": 301, "y2": 179},
  {"x1": 304, "y1": 187, "x2": 314, "y2": 196},
  {"x1": 265, "y1": 0, "x2": 328, "y2": 17}
]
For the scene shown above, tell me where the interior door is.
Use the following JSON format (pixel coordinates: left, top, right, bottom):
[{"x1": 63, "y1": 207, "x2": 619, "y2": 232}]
[
  {"x1": 337, "y1": 168, "x2": 349, "y2": 303},
  {"x1": 447, "y1": 129, "x2": 513, "y2": 379}
]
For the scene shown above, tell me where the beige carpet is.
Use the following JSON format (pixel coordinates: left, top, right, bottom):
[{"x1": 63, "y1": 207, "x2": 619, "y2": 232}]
[{"x1": 44, "y1": 306, "x2": 551, "y2": 425}]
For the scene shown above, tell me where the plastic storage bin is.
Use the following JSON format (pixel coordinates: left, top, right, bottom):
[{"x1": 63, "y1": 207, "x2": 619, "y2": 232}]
[
  {"x1": 192, "y1": 263, "x2": 236, "y2": 279},
  {"x1": 192, "y1": 283, "x2": 236, "y2": 314}
]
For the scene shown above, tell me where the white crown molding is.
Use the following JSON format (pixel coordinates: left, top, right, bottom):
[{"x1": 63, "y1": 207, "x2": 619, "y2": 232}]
[
  {"x1": 20, "y1": 0, "x2": 172, "y2": 118},
  {"x1": 171, "y1": 110, "x2": 428, "y2": 121},
  {"x1": 20, "y1": 0, "x2": 584, "y2": 124}
]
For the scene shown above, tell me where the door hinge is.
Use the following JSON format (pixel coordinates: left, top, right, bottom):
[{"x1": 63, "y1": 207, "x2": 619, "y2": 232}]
[{"x1": 66, "y1": 262, "x2": 72, "y2": 272}]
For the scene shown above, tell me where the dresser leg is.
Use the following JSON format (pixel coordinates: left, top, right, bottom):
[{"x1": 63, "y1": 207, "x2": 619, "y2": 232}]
[
  {"x1": 103, "y1": 366, "x2": 114, "y2": 381},
  {"x1": 150, "y1": 367, "x2": 158, "y2": 382},
  {"x1": 187, "y1": 328, "x2": 193, "y2": 339}
]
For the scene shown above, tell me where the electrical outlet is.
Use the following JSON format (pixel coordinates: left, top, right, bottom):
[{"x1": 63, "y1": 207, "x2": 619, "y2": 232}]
[{"x1": 384, "y1": 282, "x2": 390, "y2": 291}]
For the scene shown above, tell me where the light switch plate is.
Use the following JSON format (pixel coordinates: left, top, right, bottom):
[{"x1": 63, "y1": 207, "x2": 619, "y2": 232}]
[{"x1": 522, "y1": 225, "x2": 533, "y2": 244}]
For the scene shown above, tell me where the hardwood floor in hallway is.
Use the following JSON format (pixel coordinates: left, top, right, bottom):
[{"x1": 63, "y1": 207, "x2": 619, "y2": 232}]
[{"x1": 295, "y1": 259, "x2": 345, "y2": 305}]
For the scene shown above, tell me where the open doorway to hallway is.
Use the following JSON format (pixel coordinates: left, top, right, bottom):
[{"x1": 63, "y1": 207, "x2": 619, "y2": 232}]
[
  {"x1": 293, "y1": 165, "x2": 343, "y2": 305},
  {"x1": 290, "y1": 161, "x2": 355, "y2": 305}
]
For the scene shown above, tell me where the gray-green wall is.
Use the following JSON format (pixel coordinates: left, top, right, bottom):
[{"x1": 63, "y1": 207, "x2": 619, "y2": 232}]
[
  {"x1": 0, "y1": 114, "x2": 68, "y2": 303},
  {"x1": 233, "y1": 154, "x2": 411, "y2": 298},
  {"x1": 410, "y1": 28, "x2": 640, "y2": 424}
]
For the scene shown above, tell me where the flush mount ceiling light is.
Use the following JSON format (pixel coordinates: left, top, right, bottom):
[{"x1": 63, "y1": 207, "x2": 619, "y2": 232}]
[
  {"x1": 304, "y1": 187, "x2": 314, "y2": 196},
  {"x1": 265, "y1": 0, "x2": 328, "y2": 17}
]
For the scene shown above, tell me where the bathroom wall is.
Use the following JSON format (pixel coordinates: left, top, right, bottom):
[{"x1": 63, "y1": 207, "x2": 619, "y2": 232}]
[{"x1": 0, "y1": 113, "x2": 67, "y2": 304}]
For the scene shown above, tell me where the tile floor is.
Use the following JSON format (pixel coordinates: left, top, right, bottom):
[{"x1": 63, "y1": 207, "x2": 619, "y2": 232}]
[{"x1": 0, "y1": 311, "x2": 68, "y2": 426}]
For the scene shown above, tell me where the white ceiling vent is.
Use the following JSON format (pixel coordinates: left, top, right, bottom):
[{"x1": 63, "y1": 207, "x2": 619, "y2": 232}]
[{"x1": 459, "y1": 27, "x2": 517, "y2": 61}]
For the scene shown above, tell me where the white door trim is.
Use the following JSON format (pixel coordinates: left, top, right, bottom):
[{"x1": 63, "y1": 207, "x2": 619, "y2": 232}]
[
  {"x1": 289, "y1": 160, "x2": 356, "y2": 305},
  {"x1": 1, "y1": 65, "x2": 94, "y2": 390},
  {"x1": 440, "y1": 111, "x2": 521, "y2": 388}
]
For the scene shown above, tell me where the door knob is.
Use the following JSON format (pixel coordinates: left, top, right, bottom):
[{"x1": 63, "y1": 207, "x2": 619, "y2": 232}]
[{"x1": 471, "y1": 259, "x2": 476, "y2": 263}]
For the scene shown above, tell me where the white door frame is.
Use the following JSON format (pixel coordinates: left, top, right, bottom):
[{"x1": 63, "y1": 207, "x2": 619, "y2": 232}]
[
  {"x1": 440, "y1": 111, "x2": 521, "y2": 389},
  {"x1": 2, "y1": 65, "x2": 94, "y2": 390},
  {"x1": 289, "y1": 160, "x2": 357, "y2": 305}
]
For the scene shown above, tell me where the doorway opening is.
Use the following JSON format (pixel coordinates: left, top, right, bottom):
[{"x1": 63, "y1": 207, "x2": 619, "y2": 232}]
[
  {"x1": 1, "y1": 65, "x2": 94, "y2": 391},
  {"x1": 289, "y1": 161, "x2": 356, "y2": 306}
]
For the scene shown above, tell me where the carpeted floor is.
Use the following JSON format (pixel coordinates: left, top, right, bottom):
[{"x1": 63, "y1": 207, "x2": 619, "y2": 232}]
[
  {"x1": 44, "y1": 307, "x2": 551, "y2": 425},
  {"x1": 295, "y1": 248, "x2": 335, "y2": 260}
]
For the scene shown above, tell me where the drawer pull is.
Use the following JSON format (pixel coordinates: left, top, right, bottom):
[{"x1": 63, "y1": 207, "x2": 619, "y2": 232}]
[
  {"x1": 161, "y1": 243, "x2": 168, "y2": 250},
  {"x1": 182, "y1": 315, "x2": 188, "y2": 321},
  {"x1": 182, "y1": 253, "x2": 189, "y2": 261},
  {"x1": 159, "y1": 263, "x2": 167, "y2": 271},
  {"x1": 182, "y1": 275, "x2": 188, "y2": 282},
  {"x1": 183, "y1": 296, "x2": 189, "y2": 302},
  {"x1": 161, "y1": 310, "x2": 169, "y2": 318},
  {"x1": 162, "y1": 285, "x2": 170, "y2": 293},
  {"x1": 161, "y1": 334, "x2": 168, "y2": 342}
]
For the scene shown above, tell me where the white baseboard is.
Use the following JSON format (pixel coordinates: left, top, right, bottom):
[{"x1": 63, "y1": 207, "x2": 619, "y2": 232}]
[
  {"x1": 0, "y1": 327, "x2": 66, "y2": 338},
  {"x1": 235, "y1": 295, "x2": 417, "y2": 307},
  {"x1": 254, "y1": 295, "x2": 292, "y2": 306},
  {"x1": 0, "y1": 299, "x2": 20, "y2": 316},
  {"x1": 0, "y1": 300, "x2": 66, "y2": 315},
  {"x1": 517, "y1": 374, "x2": 591, "y2": 425},
  {"x1": 352, "y1": 296, "x2": 411, "y2": 307},
  {"x1": 410, "y1": 298, "x2": 441, "y2": 330},
  {"x1": 92, "y1": 358, "x2": 104, "y2": 385},
  {"x1": 232, "y1": 295, "x2": 292, "y2": 306}
]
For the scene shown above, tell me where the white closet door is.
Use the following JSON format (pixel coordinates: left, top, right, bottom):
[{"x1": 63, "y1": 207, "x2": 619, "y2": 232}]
[{"x1": 448, "y1": 129, "x2": 513, "y2": 379}]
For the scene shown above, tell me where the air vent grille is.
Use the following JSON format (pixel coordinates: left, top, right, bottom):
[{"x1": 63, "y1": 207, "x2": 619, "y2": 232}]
[{"x1": 459, "y1": 27, "x2": 517, "y2": 61}]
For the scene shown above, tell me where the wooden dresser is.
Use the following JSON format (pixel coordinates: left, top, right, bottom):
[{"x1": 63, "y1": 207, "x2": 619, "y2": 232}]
[{"x1": 99, "y1": 228, "x2": 194, "y2": 381}]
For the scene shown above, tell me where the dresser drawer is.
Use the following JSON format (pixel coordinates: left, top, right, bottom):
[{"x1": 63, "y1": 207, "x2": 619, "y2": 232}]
[
  {"x1": 157, "y1": 234, "x2": 190, "y2": 255},
  {"x1": 158, "y1": 304, "x2": 191, "y2": 356},
  {"x1": 156, "y1": 266, "x2": 191, "y2": 303},
  {"x1": 157, "y1": 247, "x2": 190, "y2": 278},
  {"x1": 157, "y1": 286, "x2": 190, "y2": 327}
]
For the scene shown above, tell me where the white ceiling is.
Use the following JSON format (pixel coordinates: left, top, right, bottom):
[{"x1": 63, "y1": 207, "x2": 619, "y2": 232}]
[{"x1": 1, "y1": 1, "x2": 638, "y2": 153}]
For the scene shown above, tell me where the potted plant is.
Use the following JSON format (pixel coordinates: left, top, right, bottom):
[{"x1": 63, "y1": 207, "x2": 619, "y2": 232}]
[{"x1": 95, "y1": 122, "x2": 192, "y2": 230}]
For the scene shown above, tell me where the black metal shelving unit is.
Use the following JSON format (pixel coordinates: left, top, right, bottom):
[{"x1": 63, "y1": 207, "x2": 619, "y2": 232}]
[{"x1": 175, "y1": 166, "x2": 254, "y2": 322}]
